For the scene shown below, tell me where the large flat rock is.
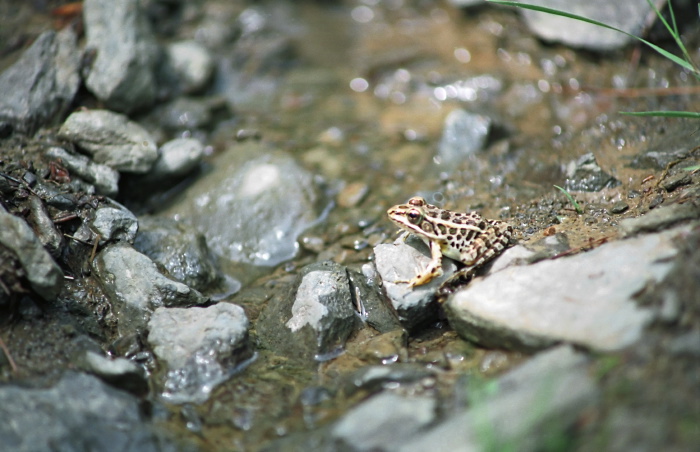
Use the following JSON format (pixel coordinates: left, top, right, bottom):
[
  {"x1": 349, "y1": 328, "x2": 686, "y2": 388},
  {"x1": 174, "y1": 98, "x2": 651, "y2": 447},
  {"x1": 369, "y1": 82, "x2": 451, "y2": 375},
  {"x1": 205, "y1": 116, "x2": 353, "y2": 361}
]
[{"x1": 445, "y1": 226, "x2": 691, "y2": 351}]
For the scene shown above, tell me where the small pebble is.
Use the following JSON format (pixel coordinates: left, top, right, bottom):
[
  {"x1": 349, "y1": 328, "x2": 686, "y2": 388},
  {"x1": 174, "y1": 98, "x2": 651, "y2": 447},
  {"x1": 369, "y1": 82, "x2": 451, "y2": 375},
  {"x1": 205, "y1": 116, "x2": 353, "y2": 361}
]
[
  {"x1": 661, "y1": 172, "x2": 691, "y2": 192},
  {"x1": 649, "y1": 194, "x2": 665, "y2": 209},
  {"x1": 609, "y1": 201, "x2": 629, "y2": 214}
]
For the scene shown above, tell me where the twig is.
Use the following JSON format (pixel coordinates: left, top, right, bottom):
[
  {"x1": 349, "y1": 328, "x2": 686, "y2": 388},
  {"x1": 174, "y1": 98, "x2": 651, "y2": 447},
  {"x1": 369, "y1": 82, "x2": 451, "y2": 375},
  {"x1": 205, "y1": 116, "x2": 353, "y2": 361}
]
[{"x1": 0, "y1": 335, "x2": 18, "y2": 373}]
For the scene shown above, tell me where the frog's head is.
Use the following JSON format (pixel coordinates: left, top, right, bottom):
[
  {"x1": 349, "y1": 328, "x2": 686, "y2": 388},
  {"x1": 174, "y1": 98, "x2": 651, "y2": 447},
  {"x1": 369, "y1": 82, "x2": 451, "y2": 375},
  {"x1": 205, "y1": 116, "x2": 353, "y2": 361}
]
[{"x1": 387, "y1": 196, "x2": 435, "y2": 236}]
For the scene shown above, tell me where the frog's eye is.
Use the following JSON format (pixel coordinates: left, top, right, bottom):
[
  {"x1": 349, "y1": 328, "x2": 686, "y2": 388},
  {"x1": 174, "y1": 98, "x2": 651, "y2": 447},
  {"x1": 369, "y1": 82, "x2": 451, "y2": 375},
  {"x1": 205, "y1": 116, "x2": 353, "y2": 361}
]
[{"x1": 406, "y1": 209, "x2": 422, "y2": 224}]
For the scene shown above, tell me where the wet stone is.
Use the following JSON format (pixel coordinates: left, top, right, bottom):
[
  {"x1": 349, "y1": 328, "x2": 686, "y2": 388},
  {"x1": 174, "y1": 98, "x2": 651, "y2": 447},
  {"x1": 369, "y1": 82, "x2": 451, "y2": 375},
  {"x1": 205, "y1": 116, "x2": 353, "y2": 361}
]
[
  {"x1": 77, "y1": 351, "x2": 148, "y2": 395},
  {"x1": 337, "y1": 181, "x2": 369, "y2": 208},
  {"x1": 133, "y1": 216, "x2": 222, "y2": 292},
  {"x1": 342, "y1": 363, "x2": 434, "y2": 397},
  {"x1": 610, "y1": 200, "x2": 630, "y2": 214},
  {"x1": 0, "y1": 28, "x2": 80, "y2": 135},
  {"x1": 398, "y1": 346, "x2": 598, "y2": 452},
  {"x1": 83, "y1": 0, "x2": 160, "y2": 112},
  {"x1": 373, "y1": 238, "x2": 458, "y2": 330},
  {"x1": 90, "y1": 205, "x2": 138, "y2": 244},
  {"x1": 661, "y1": 172, "x2": 692, "y2": 192},
  {"x1": 167, "y1": 143, "x2": 324, "y2": 266},
  {"x1": 147, "y1": 303, "x2": 251, "y2": 404},
  {"x1": 149, "y1": 137, "x2": 204, "y2": 180},
  {"x1": 26, "y1": 195, "x2": 64, "y2": 258},
  {"x1": 619, "y1": 200, "x2": 700, "y2": 237},
  {"x1": 256, "y1": 261, "x2": 358, "y2": 362},
  {"x1": 564, "y1": 152, "x2": 619, "y2": 192},
  {"x1": 162, "y1": 40, "x2": 215, "y2": 95},
  {"x1": 0, "y1": 206, "x2": 63, "y2": 301},
  {"x1": 93, "y1": 243, "x2": 207, "y2": 336},
  {"x1": 437, "y1": 109, "x2": 491, "y2": 165},
  {"x1": 0, "y1": 372, "x2": 187, "y2": 452},
  {"x1": 45, "y1": 146, "x2": 120, "y2": 197},
  {"x1": 445, "y1": 225, "x2": 690, "y2": 352},
  {"x1": 332, "y1": 392, "x2": 437, "y2": 451},
  {"x1": 348, "y1": 266, "x2": 403, "y2": 333},
  {"x1": 58, "y1": 110, "x2": 158, "y2": 173},
  {"x1": 517, "y1": 0, "x2": 651, "y2": 50}
]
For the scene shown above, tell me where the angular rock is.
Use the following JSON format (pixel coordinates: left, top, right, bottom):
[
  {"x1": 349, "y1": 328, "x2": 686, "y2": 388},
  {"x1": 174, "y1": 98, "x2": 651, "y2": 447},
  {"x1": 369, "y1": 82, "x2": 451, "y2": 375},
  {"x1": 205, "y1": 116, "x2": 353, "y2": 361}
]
[
  {"x1": 515, "y1": 0, "x2": 651, "y2": 51},
  {"x1": 445, "y1": 226, "x2": 689, "y2": 352},
  {"x1": 149, "y1": 138, "x2": 204, "y2": 179},
  {"x1": 398, "y1": 346, "x2": 598, "y2": 452},
  {"x1": 165, "y1": 143, "x2": 324, "y2": 266},
  {"x1": 564, "y1": 152, "x2": 619, "y2": 192},
  {"x1": 437, "y1": 109, "x2": 491, "y2": 165},
  {"x1": 77, "y1": 351, "x2": 148, "y2": 395},
  {"x1": 0, "y1": 206, "x2": 63, "y2": 300},
  {"x1": 0, "y1": 28, "x2": 80, "y2": 135},
  {"x1": 90, "y1": 205, "x2": 138, "y2": 244},
  {"x1": 0, "y1": 372, "x2": 185, "y2": 452},
  {"x1": 58, "y1": 110, "x2": 158, "y2": 173},
  {"x1": 133, "y1": 216, "x2": 221, "y2": 291},
  {"x1": 147, "y1": 303, "x2": 251, "y2": 404},
  {"x1": 45, "y1": 146, "x2": 120, "y2": 196},
  {"x1": 332, "y1": 392, "x2": 437, "y2": 451},
  {"x1": 256, "y1": 261, "x2": 358, "y2": 362},
  {"x1": 163, "y1": 40, "x2": 214, "y2": 94},
  {"x1": 93, "y1": 243, "x2": 206, "y2": 336},
  {"x1": 349, "y1": 265, "x2": 403, "y2": 333},
  {"x1": 26, "y1": 195, "x2": 64, "y2": 258},
  {"x1": 83, "y1": 0, "x2": 160, "y2": 112},
  {"x1": 620, "y1": 200, "x2": 700, "y2": 237},
  {"x1": 373, "y1": 238, "x2": 458, "y2": 330}
]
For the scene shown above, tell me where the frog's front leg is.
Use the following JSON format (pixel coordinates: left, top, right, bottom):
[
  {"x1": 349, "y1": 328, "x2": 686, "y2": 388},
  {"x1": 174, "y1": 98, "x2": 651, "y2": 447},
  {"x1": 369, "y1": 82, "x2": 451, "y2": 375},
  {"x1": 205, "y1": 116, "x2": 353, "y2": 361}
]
[{"x1": 398, "y1": 239, "x2": 444, "y2": 288}]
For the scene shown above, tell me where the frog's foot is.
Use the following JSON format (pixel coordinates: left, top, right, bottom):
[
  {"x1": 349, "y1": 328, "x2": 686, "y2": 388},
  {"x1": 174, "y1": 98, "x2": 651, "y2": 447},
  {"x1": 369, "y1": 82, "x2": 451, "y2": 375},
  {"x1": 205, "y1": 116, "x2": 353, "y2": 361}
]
[{"x1": 395, "y1": 266, "x2": 443, "y2": 288}]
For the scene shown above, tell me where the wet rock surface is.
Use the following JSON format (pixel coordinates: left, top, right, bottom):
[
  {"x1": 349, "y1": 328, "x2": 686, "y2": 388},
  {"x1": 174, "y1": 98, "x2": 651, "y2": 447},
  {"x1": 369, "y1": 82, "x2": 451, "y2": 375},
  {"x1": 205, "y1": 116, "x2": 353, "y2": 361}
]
[
  {"x1": 167, "y1": 143, "x2": 324, "y2": 267},
  {"x1": 83, "y1": 0, "x2": 160, "y2": 112},
  {"x1": 58, "y1": 110, "x2": 158, "y2": 173},
  {"x1": 0, "y1": 29, "x2": 80, "y2": 135},
  {"x1": 0, "y1": 1, "x2": 698, "y2": 451},
  {"x1": 148, "y1": 303, "x2": 251, "y2": 404},
  {"x1": 445, "y1": 225, "x2": 689, "y2": 352},
  {"x1": 93, "y1": 243, "x2": 206, "y2": 335},
  {"x1": 0, "y1": 372, "x2": 188, "y2": 452},
  {"x1": 257, "y1": 261, "x2": 358, "y2": 362}
]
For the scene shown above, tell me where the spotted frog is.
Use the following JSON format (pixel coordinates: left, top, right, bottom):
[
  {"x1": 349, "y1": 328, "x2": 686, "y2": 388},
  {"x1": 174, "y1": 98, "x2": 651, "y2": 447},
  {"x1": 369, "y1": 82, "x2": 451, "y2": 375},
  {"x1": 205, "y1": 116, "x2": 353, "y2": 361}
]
[{"x1": 387, "y1": 196, "x2": 513, "y2": 288}]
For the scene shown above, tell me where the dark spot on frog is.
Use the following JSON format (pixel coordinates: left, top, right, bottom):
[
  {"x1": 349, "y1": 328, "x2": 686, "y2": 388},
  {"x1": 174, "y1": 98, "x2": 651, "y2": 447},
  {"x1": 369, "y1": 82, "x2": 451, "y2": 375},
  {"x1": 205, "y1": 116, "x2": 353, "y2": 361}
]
[
  {"x1": 438, "y1": 224, "x2": 447, "y2": 234},
  {"x1": 421, "y1": 222, "x2": 433, "y2": 233},
  {"x1": 440, "y1": 211, "x2": 450, "y2": 220}
]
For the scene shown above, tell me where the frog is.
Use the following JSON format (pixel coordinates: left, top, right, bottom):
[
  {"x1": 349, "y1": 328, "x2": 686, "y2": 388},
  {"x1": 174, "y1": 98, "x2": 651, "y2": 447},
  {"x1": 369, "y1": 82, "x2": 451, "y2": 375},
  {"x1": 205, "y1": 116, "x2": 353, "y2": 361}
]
[{"x1": 386, "y1": 196, "x2": 513, "y2": 288}]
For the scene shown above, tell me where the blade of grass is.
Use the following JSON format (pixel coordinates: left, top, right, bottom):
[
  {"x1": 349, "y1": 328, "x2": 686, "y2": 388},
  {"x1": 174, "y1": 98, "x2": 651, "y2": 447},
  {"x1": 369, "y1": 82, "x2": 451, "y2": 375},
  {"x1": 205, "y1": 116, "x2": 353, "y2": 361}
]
[
  {"x1": 620, "y1": 111, "x2": 700, "y2": 118},
  {"x1": 554, "y1": 185, "x2": 583, "y2": 214},
  {"x1": 486, "y1": 1, "x2": 696, "y2": 73},
  {"x1": 645, "y1": 0, "x2": 697, "y2": 72},
  {"x1": 683, "y1": 165, "x2": 700, "y2": 171}
]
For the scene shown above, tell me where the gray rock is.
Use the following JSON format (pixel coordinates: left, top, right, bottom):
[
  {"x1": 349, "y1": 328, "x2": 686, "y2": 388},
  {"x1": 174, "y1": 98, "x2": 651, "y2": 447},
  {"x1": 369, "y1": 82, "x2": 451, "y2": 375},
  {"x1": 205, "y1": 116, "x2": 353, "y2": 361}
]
[
  {"x1": 343, "y1": 364, "x2": 435, "y2": 396},
  {"x1": 93, "y1": 243, "x2": 207, "y2": 336},
  {"x1": 564, "y1": 152, "x2": 619, "y2": 192},
  {"x1": 513, "y1": 0, "x2": 651, "y2": 51},
  {"x1": 373, "y1": 238, "x2": 458, "y2": 329},
  {"x1": 398, "y1": 346, "x2": 598, "y2": 452},
  {"x1": 349, "y1": 265, "x2": 403, "y2": 333},
  {"x1": 90, "y1": 205, "x2": 138, "y2": 244},
  {"x1": 45, "y1": 146, "x2": 120, "y2": 196},
  {"x1": 147, "y1": 303, "x2": 251, "y2": 404},
  {"x1": 78, "y1": 351, "x2": 148, "y2": 395},
  {"x1": 83, "y1": 0, "x2": 160, "y2": 112},
  {"x1": 165, "y1": 143, "x2": 324, "y2": 266},
  {"x1": 437, "y1": 109, "x2": 491, "y2": 165},
  {"x1": 445, "y1": 226, "x2": 689, "y2": 352},
  {"x1": 620, "y1": 200, "x2": 700, "y2": 237},
  {"x1": 0, "y1": 206, "x2": 63, "y2": 300},
  {"x1": 133, "y1": 216, "x2": 221, "y2": 292},
  {"x1": 26, "y1": 195, "x2": 64, "y2": 258},
  {"x1": 0, "y1": 28, "x2": 80, "y2": 135},
  {"x1": 152, "y1": 97, "x2": 223, "y2": 131},
  {"x1": 257, "y1": 261, "x2": 358, "y2": 362},
  {"x1": 58, "y1": 110, "x2": 158, "y2": 173},
  {"x1": 332, "y1": 392, "x2": 437, "y2": 451},
  {"x1": 149, "y1": 138, "x2": 204, "y2": 179},
  {"x1": 0, "y1": 372, "x2": 185, "y2": 452},
  {"x1": 164, "y1": 40, "x2": 215, "y2": 94}
]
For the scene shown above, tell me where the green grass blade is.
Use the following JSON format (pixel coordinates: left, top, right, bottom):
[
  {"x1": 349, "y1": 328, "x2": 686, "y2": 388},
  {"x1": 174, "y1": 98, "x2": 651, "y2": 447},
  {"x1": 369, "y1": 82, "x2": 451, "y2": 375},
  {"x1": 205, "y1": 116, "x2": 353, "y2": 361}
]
[
  {"x1": 553, "y1": 185, "x2": 583, "y2": 214},
  {"x1": 487, "y1": 1, "x2": 696, "y2": 72},
  {"x1": 645, "y1": 0, "x2": 696, "y2": 70},
  {"x1": 683, "y1": 165, "x2": 700, "y2": 171},
  {"x1": 620, "y1": 111, "x2": 700, "y2": 118}
]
